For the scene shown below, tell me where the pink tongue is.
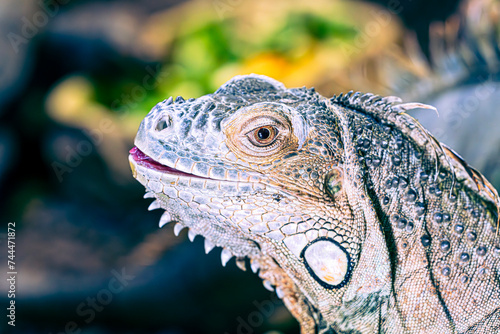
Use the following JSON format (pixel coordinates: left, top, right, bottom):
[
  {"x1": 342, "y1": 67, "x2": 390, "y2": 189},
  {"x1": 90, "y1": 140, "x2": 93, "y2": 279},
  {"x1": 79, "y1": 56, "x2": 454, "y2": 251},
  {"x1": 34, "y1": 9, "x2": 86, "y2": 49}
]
[{"x1": 130, "y1": 147, "x2": 208, "y2": 178}]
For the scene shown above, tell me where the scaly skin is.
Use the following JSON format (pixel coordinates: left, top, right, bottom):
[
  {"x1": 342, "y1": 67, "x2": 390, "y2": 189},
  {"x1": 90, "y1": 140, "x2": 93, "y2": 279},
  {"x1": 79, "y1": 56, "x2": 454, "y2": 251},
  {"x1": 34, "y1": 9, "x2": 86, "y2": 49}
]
[{"x1": 129, "y1": 74, "x2": 500, "y2": 333}]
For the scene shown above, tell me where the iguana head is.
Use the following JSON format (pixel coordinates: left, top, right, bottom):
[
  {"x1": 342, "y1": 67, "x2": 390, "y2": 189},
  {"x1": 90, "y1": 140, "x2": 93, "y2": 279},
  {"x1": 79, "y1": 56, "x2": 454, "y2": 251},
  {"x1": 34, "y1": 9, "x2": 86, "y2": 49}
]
[
  {"x1": 130, "y1": 74, "x2": 500, "y2": 333},
  {"x1": 130, "y1": 74, "x2": 362, "y2": 329}
]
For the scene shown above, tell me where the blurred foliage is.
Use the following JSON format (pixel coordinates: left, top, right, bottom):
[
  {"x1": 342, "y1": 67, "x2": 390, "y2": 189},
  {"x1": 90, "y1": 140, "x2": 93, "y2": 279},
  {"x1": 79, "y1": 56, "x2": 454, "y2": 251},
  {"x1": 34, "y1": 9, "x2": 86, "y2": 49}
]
[{"x1": 46, "y1": 0, "x2": 400, "y2": 128}]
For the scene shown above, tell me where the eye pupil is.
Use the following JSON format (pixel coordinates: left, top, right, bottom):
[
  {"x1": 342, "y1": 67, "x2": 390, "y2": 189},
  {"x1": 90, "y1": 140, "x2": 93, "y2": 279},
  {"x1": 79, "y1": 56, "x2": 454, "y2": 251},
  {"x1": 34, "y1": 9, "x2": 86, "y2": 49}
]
[
  {"x1": 248, "y1": 125, "x2": 279, "y2": 147},
  {"x1": 257, "y1": 127, "x2": 271, "y2": 140}
]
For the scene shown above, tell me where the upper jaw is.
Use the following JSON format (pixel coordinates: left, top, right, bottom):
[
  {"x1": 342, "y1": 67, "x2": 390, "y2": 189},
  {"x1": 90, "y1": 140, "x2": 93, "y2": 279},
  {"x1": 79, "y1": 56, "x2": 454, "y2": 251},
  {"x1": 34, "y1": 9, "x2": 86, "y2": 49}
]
[
  {"x1": 129, "y1": 147, "x2": 211, "y2": 179},
  {"x1": 131, "y1": 134, "x2": 266, "y2": 183},
  {"x1": 128, "y1": 147, "x2": 272, "y2": 201}
]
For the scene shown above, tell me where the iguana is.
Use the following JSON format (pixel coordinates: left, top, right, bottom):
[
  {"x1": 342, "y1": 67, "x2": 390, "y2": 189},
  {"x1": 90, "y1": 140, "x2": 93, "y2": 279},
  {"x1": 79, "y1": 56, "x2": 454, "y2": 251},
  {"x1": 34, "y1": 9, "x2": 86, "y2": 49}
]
[{"x1": 129, "y1": 74, "x2": 500, "y2": 333}]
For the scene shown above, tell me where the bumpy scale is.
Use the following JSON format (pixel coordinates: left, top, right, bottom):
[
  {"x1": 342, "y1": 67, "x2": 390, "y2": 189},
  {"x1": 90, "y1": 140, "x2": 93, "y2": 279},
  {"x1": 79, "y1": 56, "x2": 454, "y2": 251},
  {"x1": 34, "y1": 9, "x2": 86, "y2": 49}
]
[{"x1": 130, "y1": 74, "x2": 500, "y2": 334}]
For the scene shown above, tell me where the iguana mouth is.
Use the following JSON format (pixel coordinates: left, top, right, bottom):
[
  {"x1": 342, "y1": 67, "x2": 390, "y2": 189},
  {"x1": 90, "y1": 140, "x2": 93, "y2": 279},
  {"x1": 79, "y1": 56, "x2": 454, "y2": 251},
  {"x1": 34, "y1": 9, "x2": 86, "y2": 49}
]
[
  {"x1": 131, "y1": 145, "x2": 298, "y2": 308},
  {"x1": 129, "y1": 147, "x2": 210, "y2": 179}
]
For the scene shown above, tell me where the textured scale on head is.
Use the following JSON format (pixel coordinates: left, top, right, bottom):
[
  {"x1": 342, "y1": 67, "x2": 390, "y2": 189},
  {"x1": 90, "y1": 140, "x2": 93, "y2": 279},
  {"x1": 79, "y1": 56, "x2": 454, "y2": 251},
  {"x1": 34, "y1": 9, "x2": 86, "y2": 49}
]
[{"x1": 130, "y1": 74, "x2": 500, "y2": 333}]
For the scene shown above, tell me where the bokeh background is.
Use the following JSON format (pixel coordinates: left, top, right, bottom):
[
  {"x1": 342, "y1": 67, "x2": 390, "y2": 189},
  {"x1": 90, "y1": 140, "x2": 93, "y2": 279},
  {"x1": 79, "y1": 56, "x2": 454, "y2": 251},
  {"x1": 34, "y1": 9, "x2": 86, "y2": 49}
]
[{"x1": 1, "y1": 0, "x2": 499, "y2": 333}]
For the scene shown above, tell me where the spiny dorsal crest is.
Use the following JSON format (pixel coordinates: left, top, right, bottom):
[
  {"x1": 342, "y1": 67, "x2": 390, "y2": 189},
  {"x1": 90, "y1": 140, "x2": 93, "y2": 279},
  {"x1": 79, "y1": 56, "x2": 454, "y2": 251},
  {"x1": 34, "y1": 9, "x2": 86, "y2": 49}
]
[
  {"x1": 330, "y1": 90, "x2": 438, "y2": 119},
  {"x1": 330, "y1": 90, "x2": 500, "y2": 234}
]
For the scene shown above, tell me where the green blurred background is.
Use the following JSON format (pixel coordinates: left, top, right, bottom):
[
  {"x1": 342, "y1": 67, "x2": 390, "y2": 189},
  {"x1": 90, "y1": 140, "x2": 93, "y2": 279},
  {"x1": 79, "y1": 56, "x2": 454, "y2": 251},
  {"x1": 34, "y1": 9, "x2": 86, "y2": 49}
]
[{"x1": 2, "y1": 0, "x2": 499, "y2": 333}]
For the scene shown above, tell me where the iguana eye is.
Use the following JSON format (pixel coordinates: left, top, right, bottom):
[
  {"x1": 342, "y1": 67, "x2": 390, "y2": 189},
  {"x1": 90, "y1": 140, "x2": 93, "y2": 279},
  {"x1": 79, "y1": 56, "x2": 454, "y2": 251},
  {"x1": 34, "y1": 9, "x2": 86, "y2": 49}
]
[
  {"x1": 223, "y1": 103, "x2": 302, "y2": 161},
  {"x1": 248, "y1": 126, "x2": 279, "y2": 147}
]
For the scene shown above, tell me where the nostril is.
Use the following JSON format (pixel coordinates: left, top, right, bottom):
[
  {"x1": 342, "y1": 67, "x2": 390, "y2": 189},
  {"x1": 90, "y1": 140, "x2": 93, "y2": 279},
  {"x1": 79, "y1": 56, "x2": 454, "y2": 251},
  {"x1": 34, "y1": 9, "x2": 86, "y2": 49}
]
[{"x1": 156, "y1": 115, "x2": 171, "y2": 131}]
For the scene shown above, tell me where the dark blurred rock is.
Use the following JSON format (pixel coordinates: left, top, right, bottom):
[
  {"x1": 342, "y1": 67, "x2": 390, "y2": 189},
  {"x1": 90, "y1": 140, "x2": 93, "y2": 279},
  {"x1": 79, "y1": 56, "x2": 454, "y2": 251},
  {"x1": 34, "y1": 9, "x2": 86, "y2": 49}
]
[
  {"x1": 0, "y1": 1, "x2": 37, "y2": 111},
  {"x1": 0, "y1": 127, "x2": 16, "y2": 188}
]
